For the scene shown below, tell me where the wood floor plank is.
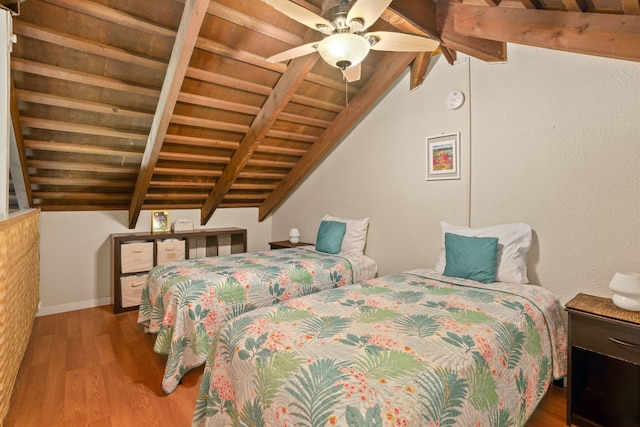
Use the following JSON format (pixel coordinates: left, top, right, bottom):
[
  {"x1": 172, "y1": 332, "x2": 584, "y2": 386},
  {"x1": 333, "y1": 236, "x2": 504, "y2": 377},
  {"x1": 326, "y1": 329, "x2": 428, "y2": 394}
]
[
  {"x1": 85, "y1": 364, "x2": 110, "y2": 424},
  {"x1": 64, "y1": 368, "x2": 87, "y2": 421},
  {"x1": 40, "y1": 335, "x2": 67, "y2": 425},
  {"x1": 4, "y1": 306, "x2": 572, "y2": 426},
  {"x1": 101, "y1": 361, "x2": 135, "y2": 427}
]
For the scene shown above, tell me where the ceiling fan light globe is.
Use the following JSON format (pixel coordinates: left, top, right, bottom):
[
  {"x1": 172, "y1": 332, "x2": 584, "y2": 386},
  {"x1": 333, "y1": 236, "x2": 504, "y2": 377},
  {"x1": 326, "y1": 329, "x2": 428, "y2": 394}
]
[{"x1": 317, "y1": 33, "x2": 370, "y2": 70}]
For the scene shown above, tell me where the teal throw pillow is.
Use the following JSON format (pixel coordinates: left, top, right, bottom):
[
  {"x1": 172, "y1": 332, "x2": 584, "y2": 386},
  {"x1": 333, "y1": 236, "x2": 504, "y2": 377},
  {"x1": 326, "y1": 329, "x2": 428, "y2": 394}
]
[
  {"x1": 443, "y1": 232, "x2": 499, "y2": 283},
  {"x1": 316, "y1": 220, "x2": 347, "y2": 254}
]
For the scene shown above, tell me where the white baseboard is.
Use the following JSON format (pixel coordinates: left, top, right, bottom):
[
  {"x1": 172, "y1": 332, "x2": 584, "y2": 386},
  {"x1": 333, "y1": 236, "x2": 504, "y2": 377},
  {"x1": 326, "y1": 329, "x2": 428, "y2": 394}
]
[{"x1": 36, "y1": 297, "x2": 113, "y2": 317}]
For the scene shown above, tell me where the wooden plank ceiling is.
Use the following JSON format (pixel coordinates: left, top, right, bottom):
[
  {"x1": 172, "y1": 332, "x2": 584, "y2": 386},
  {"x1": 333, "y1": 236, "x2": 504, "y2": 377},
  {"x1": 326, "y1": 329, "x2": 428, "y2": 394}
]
[{"x1": 6, "y1": 0, "x2": 640, "y2": 227}]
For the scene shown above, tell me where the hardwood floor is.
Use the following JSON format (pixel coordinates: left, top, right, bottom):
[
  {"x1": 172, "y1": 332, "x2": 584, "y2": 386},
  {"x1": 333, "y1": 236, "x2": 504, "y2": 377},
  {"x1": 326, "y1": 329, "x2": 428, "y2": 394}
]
[{"x1": 5, "y1": 306, "x2": 571, "y2": 426}]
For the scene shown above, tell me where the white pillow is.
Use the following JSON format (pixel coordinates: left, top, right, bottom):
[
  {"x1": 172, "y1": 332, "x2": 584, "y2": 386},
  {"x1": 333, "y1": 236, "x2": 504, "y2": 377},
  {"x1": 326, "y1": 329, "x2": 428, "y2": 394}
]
[
  {"x1": 322, "y1": 215, "x2": 369, "y2": 255},
  {"x1": 434, "y1": 222, "x2": 532, "y2": 284}
]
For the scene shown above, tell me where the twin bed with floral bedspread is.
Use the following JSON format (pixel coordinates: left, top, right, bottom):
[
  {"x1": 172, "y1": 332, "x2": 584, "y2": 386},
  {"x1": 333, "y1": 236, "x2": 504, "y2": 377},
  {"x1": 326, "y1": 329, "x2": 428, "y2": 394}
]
[
  {"x1": 191, "y1": 269, "x2": 567, "y2": 427},
  {"x1": 137, "y1": 246, "x2": 377, "y2": 393}
]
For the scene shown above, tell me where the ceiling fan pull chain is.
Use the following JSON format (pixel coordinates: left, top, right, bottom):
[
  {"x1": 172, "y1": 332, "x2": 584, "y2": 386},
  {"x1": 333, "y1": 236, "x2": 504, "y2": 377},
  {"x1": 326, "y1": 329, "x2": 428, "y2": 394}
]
[{"x1": 345, "y1": 78, "x2": 349, "y2": 106}]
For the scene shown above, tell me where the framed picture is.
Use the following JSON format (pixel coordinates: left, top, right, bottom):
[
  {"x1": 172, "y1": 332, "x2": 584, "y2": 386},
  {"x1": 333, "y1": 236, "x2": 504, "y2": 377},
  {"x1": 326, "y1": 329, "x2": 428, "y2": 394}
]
[
  {"x1": 152, "y1": 210, "x2": 170, "y2": 234},
  {"x1": 426, "y1": 132, "x2": 460, "y2": 181}
]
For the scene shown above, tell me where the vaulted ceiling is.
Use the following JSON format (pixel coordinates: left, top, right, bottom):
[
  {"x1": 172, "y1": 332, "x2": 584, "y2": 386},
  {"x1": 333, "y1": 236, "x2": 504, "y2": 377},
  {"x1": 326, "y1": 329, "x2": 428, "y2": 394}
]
[{"x1": 5, "y1": 0, "x2": 640, "y2": 227}]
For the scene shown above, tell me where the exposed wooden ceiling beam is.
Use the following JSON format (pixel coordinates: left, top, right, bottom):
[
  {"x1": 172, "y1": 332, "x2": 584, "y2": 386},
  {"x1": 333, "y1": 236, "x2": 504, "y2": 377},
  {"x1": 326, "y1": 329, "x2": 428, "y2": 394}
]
[
  {"x1": 13, "y1": 21, "x2": 168, "y2": 71},
  {"x1": 223, "y1": 193, "x2": 267, "y2": 200},
  {"x1": 185, "y1": 67, "x2": 347, "y2": 112},
  {"x1": 200, "y1": 32, "x2": 321, "y2": 225},
  {"x1": 20, "y1": 117, "x2": 148, "y2": 140},
  {"x1": 145, "y1": 192, "x2": 208, "y2": 200},
  {"x1": 38, "y1": 204, "x2": 130, "y2": 211},
  {"x1": 381, "y1": 0, "x2": 441, "y2": 90},
  {"x1": 207, "y1": 2, "x2": 303, "y2": 46},
  {"x1": 438, "y1": 45, "x2": 458, "y2": 65},
  {"x1": 381, "y1": 0, "x2": 445, "y2": 85},
  {"x1": 42, "y1": 0, "x2": 176, "y2": 38},
  {"x1": 24, "y1": 140, "x2": 143, "y2": 159},
  {"x1": 28, "y1": 160, "x2": 139, "y2": 174},
  {"x1": 561, "y1": 0, "x2": 586, "y2": 12},
  {"x1": 153, "y1": 166, "x2": 223, "y2": 177},
  {"x1": 16, "y1": 90, "x2": 154, "y2": 120},
  {"x1": 257, "y1": 145, "x2": 307, "y2": 156},
  {"x1": 266, "y1": 129, "x2": 317, "y2": 143},
  {"x1": 158, "y1": 151, "x2": 230, "y2": 163},
  {"x1": 519, "y1": 0, "x2": 542, "y2": 9},
  {"x1": 33, "y1": 192, "x2": 133, "y2": 200},
  {"x1": 232, "y1": 182, "x2": 279, "y2": 190},
  {"x1": 171, "y1": 114, "x2": 249, "y2": 134},
  {"x1": 163, "y1": 133, "x2": 240, "y2": 149},
  {"x1": 438, "y1": 1, "x2": 507, "y2": 62},
  {"x1": 164, "y1": 135, "x2": 307, "y2": 156},
  {"x1": 12, "y1": 58, "x2": 161, "y2": 98},
  {"x1": 453, "y1": 4, "x2": 640, "y2": 62},
  {"x1": 247, "y1": 158, "x2": 296, "y2": 168},
  {"x1": 149, "y1": 180, "x2": 215, "y2": 188},
  {"x1": 186, "y1": 66, "x2": 272, "y2": 96},
  {"x1": 409, "y1": 51, "x2": 438, "y2": 91},
  {"x1": 622, "y1": 0, "x2": 640, "y2": 14},
  {"x1": 386, "y1": 0, "x2": 439, "y2": 40},
  {"x1": 177, "y1": 92, "x2": 259, "y2": 116},
  {"x1": 239, "y1": 171, "x2": 287, "y2": 179},
  {"x1": 30, "y1": 176, "x2": 135, "y2": 186},
  {"x1": 179, "y1": 90, "x2": 331, "y2": 128},
  {"x1": 128, "y1": 0, "x2": 209, "y2": 228},
  {"x1": 279, "y1": 112, "x2": 331, "y2": 128},
  {"x1": 258, "y1": 51, "x2": 417, "y2": 221}
]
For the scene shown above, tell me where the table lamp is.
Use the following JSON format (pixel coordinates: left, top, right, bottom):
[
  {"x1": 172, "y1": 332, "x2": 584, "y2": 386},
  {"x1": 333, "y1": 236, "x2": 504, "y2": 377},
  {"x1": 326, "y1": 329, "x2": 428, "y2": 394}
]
[
  {"x1": 289, "y1": 228, "x2": 300, "y2": 244},
  {"x1": 609, "y1": 272, "x2": 640, "y2": 311}
]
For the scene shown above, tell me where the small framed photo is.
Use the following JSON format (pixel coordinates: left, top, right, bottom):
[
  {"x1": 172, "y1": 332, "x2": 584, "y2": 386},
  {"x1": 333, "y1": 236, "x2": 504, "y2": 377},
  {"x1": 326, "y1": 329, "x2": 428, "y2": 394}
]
[
  {"x1": 426, "y1": 132, "x2": 460, "y2": 181},
  {"x1": 152, "y1": 210, "x2": 170, "y2": 234}
]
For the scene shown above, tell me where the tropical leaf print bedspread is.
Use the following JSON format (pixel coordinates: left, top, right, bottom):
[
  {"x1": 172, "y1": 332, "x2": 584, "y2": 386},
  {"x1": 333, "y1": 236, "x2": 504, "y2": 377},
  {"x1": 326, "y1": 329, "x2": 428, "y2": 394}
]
[
  {"x1": 192, "y1": 269, "x2": 567, "y2": 427},
  {"x1": 137, "y1": 247, "x2": 377, "y2": 394}
]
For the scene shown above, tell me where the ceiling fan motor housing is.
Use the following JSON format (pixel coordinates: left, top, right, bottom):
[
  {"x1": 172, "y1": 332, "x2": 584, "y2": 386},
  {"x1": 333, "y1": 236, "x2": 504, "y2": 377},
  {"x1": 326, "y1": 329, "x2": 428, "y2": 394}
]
[{"x1": 321, "y1": 0, "x2": 358, "y2": 31}]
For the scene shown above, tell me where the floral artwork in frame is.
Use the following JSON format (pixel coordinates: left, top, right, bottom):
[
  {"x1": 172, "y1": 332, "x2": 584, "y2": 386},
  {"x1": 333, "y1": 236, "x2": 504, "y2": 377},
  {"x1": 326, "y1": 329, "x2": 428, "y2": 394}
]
[
  {"x1": 152, "y1": 210, "x2": 170, "y2": 234},
  {"x1": 426, "y1": 132, "x2": 460, "y2": 181}
]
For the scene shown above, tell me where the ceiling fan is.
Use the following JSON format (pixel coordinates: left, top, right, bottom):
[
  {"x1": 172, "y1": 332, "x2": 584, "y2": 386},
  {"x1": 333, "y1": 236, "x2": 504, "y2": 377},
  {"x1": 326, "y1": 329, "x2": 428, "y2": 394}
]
[{"x1": 262, "y1": 0, "x2": 440, "y2": 82}]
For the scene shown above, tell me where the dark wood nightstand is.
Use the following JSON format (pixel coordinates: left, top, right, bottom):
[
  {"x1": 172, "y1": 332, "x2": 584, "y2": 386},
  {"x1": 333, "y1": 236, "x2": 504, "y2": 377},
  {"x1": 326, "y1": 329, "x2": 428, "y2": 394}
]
[
  {"x1": 269, "y1": 240, "x2": 313, "y2": 249},
  {"x1": 565, "y1": 293, "x2": 640, "y2": 427}
]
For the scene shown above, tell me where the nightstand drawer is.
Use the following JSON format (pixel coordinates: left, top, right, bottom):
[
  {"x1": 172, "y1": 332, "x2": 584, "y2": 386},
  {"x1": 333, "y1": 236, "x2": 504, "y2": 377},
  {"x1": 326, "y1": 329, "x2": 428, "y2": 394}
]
[{"x1": 572, "y1": 314, "x2": 640, "y2": 365}]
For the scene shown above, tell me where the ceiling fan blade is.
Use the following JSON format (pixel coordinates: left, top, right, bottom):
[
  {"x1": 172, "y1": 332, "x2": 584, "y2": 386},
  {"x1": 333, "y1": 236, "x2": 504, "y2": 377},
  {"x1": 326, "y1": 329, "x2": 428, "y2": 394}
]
[
  {"x1": 346, "y1": 0, "x2": 393, "y2": 31},
  {"x1": 341, "y1": 63, "x2": 361, "y2": 82},
  {"x1": 366, "y1": 31, "x2": 440, "y2": 52},
  {"x1": 261, "y1": 0, "x2": 334, "y2": 34},
  {"x1": 266, "y1": 41, "x2": 318, "y2": 63}
]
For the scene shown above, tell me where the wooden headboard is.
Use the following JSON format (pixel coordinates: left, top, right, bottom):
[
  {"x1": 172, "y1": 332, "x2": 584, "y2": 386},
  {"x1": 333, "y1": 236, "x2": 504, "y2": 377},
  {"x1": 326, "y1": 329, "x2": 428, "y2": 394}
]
[{"x1": 0, "y1": 209, "x2": 40, "y2": 425}]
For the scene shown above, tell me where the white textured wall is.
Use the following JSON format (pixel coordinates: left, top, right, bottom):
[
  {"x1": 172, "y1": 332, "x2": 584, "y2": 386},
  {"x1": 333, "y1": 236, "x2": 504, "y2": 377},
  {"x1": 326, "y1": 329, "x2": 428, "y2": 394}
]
[
  {"x1": 273, "y1": 56, "x2": 473, "y2": 276},
  {"x1": 469, "y1": 46, "x2": 640, "y2": 304},
  {"x1": 39, "y1": 208, "x2": 271, "y2": 315},
  {"x1": 272, "y1": 44, "x2": 640, "y2": 306}
]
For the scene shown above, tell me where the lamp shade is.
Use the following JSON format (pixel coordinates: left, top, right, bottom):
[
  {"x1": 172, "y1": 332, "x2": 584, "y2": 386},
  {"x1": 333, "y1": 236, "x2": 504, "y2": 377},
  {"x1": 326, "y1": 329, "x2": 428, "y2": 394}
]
[
  {"x1": 609, "y1": 272, "x2": 640, "y2": 311},
  {"x1": 317, "y1": 33, "x2": 370, "y2": 70},
  {"x1": 289, "y1": 228, "x2": 300, "y2": 244}
]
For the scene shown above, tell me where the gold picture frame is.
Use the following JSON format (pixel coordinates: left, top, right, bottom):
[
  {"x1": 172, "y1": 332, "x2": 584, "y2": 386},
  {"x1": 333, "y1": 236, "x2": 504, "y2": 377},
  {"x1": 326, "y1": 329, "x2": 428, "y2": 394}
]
[{"x1": 151, "y1": 210, "x2": 170, "y2": 234}]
